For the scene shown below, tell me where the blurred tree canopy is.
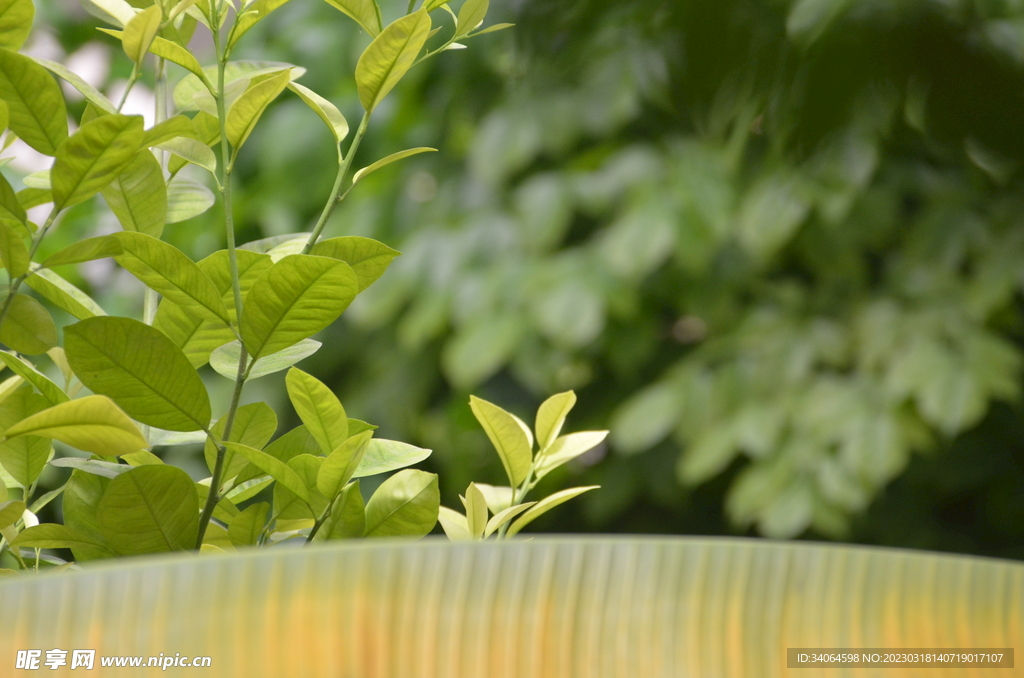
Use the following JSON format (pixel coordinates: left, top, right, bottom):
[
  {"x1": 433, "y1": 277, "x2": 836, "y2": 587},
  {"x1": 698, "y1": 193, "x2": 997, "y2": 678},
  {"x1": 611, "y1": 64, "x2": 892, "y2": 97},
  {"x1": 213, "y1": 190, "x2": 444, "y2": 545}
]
[{"x1": 30, "y1": 0, "x2": 1024, "y2": 557}]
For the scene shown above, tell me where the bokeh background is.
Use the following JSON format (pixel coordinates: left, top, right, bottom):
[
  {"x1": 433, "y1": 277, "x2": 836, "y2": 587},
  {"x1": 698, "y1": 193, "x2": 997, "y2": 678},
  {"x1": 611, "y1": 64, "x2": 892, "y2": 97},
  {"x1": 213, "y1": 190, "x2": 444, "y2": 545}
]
[{"x1": 20, "y1": 0, "x2": 1024, "y2": 559}]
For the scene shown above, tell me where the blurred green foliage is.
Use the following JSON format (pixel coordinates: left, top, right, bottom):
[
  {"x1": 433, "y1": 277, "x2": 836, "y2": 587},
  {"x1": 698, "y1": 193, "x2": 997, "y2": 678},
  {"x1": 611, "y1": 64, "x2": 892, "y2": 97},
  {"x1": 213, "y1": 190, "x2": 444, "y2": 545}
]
[{"x1": 34, "y1": 0, "x2": 1024, "y2": 556}]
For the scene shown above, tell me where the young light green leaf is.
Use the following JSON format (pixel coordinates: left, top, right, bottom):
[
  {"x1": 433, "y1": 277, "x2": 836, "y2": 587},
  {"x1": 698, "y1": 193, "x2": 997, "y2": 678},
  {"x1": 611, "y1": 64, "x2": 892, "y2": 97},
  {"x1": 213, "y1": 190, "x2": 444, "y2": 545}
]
[
  {"x1": 355, "y1": 10, "x2": 431, "y2": 112},
  {"x1": 16, "y1": 187, "x2": 51, "y2": 209},
  {"x1": 228, "y1": 501, "x2": 268, "y2": 546},
  {"x1": 141, "y1": 115, "x2": 196, "y2": 146},
  {"x1": 157, "y1": 137, "x2": 217, "y2": 173},
  {"x1": 203, "y1": 401, "x2": 276, "y2": 484},
  {"x1": 80, "y1": 0, "x2": 135, "y2": 27},
  {"x1": 471, "y1": 21, "x2": 513, "y2": 35},
  {"x1": 165, "y1": 175, "x2": 215, "y2": 223},
  {"x1": 0, "y1": 388, "x2": 49, "y2": 487},
  {"x1": 352, "y1": 438, "x2": 431, "y2": 478},
  {"x1": 0, "y1": 351, "x2": 67, "y2": 405},
  {"x1": 0, "y1": 171, "x2": 26, "y2": 227},
  {"x1": 352, "y1": 147, "x2": 436, "y2": 184},
  {"x1": 52, "y1": 114, "x2": 144, "y2": 209},
  {"x1": 33, "y1": 57, "x2": 117, "y2": 114},
  {"x1": 0, "y1": 499, "x2": 24, "y2": 528},
  {"x1": 226, "y1": 70, "x2": 290, "y2": 150},
  {"x1": 262, "y1": 425, "x2": 319, "y2": 464},
  {"x1": 121, "y1": 449, "x2": 163, "y2": 466},
  {"x1": 173, "y1": 60, "x2": 297, "y2": 111},
  {"x1": 222, "y1": 442, "x2": 310, "y2": 503},
  {"x1": 122, "y1": 4, "x2": 162, "y2": 65},
  {"x1": 483, "y1": 501, "x2": 534, "y2": 538},
  {"x1": 102, "y1": 149, "x2": 167, "y2": 237},
  {"x1": 12, "y1": 523, "x2": 112, "y2": 553},
  {"x1": 437, "y1": 505, "x2": 470, "y2": 540},
  {"x1": 64, "y1": 316, "x2": 211, "y2": 432},
  {"x1": 4, "y1": 395, "x2": 148, "y2": 456},
  {"x1": 0, "y1": 0, "x2": 33, "y2": 50},
  {"x1": 241, "y1": 254, "x2": 358, "y2": 359},
  {"x1": 285, "y1": 367, "x2": 348, "y2": 454},
  {"x1": 0, "y1": 295, "x2": 56, "y2": 355},
  {"x1": 319, "y1": 0, "x2": 380, "y2": 36},
  {"x1": 229, "y1": 0, "x2": 294, "y2": 47},
  {"x1": 22, "y1": 169, "x2": 49, "y2": 189},
  {"x1": 210, "y1": 338, "x2": 321, "y2": 381},
  {"x1": 24, "y1": 266, "x2": 107, "y2": 320},
  {"x1": 363, "y1": 468, "x2": 439, "y2": 537},
  {"x1": 148, "y1": 35, "x2": 210, "y2": 86},
  {"x1": 223, "y1": 476, "x2": 272, "y2": 503},
  {"x1": 0, "y1": 48, "x2": 67, "y2": 155},
  {"x1": 52, "y1": 457, "x2": 139, "y2": 478},
  {"x1": 42, "y1": 235, "x2": 121, "y2": 268},
  {"x1": 315, "y1": 481, "x2": 364, "y2": 540},
  {"x1": 469, "y1": 395, "x2": 532, "y2": 487},
  {"x1": 474, "y1": 483, "x2": 513, "y2": 513},
  {"x1": 0, "y1": 220, "x2": 28, "y2": 277},
  {"x1": 114, "y1": 232, "x2": 230, "y2": 324},
  {"x1": 535, "y1": 430, "x2": 608, "y2": 479},
  {"x1": 317, "y1": 430, "x2": 372, "y2": 500},
  {"x1": 422, "y1": 0, "x2": 450, "y2": 10},
  {"x1": 465, "y1": 482, "x2": 487, "y2": 539},
  {"x1": 455, "y1": 0, "x2": 487, "y2": 36},
  {"x1": 273, "y1": 453, "x2": 326, "y2": 520},
  {"x1": 535, "y1": 390, "x2": 577, "y2": 451},
  {"x1": 287, "y1": 82, "x2": 348, "y2": 143},
  {"x1": 97, "y1": 465, "x2": 199, "y2": 554},
  {"x1": 308, "y1": 236, "x2": 399, "y2": 293},
  {"x1": 505, "y1": 485, "x2": 599, "y2": 537}
]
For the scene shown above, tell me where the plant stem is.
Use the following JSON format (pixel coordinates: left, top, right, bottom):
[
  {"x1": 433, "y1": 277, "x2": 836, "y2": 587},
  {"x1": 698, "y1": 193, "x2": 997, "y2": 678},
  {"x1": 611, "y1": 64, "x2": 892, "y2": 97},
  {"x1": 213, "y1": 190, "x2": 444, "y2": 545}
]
[
  {"x1": 301, "y1": 111, "x2": 371, "y2": 254},
  {"x1": 497, "y1": 466, "x2": 536, "y2": 539},
  {"x1": 306, "y1": 503, "x2": 332, "y2": 543},
  {"x1": 407, "y1": 0, "x2": 417, "y2": 13},
  {"x1": 117, "y1": 64, "x2": 141, "y2": 112}
]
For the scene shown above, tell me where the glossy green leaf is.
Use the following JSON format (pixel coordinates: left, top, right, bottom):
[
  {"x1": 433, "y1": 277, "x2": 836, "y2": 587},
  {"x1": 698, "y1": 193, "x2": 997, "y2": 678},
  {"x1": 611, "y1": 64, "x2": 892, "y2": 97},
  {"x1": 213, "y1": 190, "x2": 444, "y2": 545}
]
[
  {"x1": 352, "y1": 438, "x2": 431, "y2": 478},
  {"x1": 157, "y1": 137, "x2": 216, "y2": 173},
  {"x1": 241, "y1": 254, "x2": 358, "y2": 359},
  {"x1": 229, "y1": 0, "x2": 293, "y2": 48},
  {"x1": 64, "y1": 316, "x2": 211, "y2": 432},
  {"x1": 0, "y1": 293, "x2": 52, "y2": 354},
  {"x1": 222, "y1": 442, "x2": 310, "y2": 503},
  {"x1": 5, "y1": 395, "x2": 147, "y2": 457},
  {"x1": 505, "y1": 486, "x2": 599, "y2": 537},
  {"x1": 0, "y1": 47, "x2": 67, "y2": 155},
  {"x1": 33, "y1": 57, "x2": 116, "y2": 114},
  {"x1": 102, "y1": 149, "x2": 167, "y2": 237},
  {"x1": 114, "y1": 232, "x2": 230, "y2": 324},
  {"x1": 352, "y1": 147, "x2": 436, "y2": 184},
  {"x1": 469, "y1": 395, "x2": 532, "y2": 487},
  {"x1": 0, "y1": 498, "x2": 23, "y2": 528},
  {"x1": 317, "y1": 431, "x2": 372, "y2": 499},
  {"x1": 455, "y1": 0, "x2": 487, "y2": 36},
  {"x1": 210, "y1": 338, "x2": 321, "y2": 381},
  {"x1": 165, "y1": 175, "x2": 215, "y2": 223},
  {"x1": 203, "y1": 401, "x2": 277, "y2": 484},
  {"x1": 0, "y1": 388, "x2": 49, "y2": 487},
  {"x1": 97, "y1": 465, "x2": 199, "y2": 554},
  {"x1": 465, "y1": 482, "x2": 487, "y2": 539},
  {"x1": 287, "y1": 82, "x2": 348, "y2": 143},
  {"x1": 0, "y1": 220, "x2": 27, "y2": 277},
  {"x1": 228, "y1": 501, "x2": 267, "y2": 546},
  {"x1": 149, "y1": 35, "x2": 210, "y2": 85},
  {"x1": 315, "y1": 481, "x2": 364, "y2": 540},
  {"x1": 363, "y1": 468, "x2": 439, "y2": 537},
  {"x1": 285, "y1": 367, "x2": 348, "y2": 455},
  {"x1": 0, "y1": 351, "x2": 67, "y2": 406},
  {"x1": 52, "y1": 114, "x2": 144, "y2": 209},
  {"x1": 535, "y1": 390, "x2": 576, "y2": 451},
  {"x1": 483, "y1": 501, "x2": 534, "y2": 538},
  {"x1": 24, "y1": 267, "x2": 106, "y2": 320},
  {"x1": 355, "y1": 10, "x2": 431, "y2": 112},
  {"x1": 121, "y1": 4, "x2": 161, "y2": 65},
  {"x1": 534, "y1": 430, "x2": 608, "y2": 479},
  {"x1": 141, "y1": 115, "x2": 195, "y2": 147},
  {"x1": 226, "y1": 70, "x2": 290, "y2": 150},
  {"x1": 319, "y1": 0, "x2": 380, "y2": 36},
  {"x1": 0, "y1": 0, "x2": 32, "y2": 50},
  {"x1": 42, "y1": 235, "x2": 121, "y2": 268}
]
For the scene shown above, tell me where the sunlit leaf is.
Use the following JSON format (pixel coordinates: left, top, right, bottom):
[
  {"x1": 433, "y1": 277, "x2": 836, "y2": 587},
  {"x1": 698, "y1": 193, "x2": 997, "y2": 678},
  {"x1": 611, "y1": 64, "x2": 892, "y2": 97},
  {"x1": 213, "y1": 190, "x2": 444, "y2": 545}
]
[
  {"x1": 101, "y1": 150, "x2": 167, "y2": 237},
  {"x1": 285, "y1": 367, "x2": 348, "y2": 454},
  {"x1": 5, "y1": 395, "x2": 147, "y2": 457},
  {"x1": 535, "y1": 390, "x2": 576, "y2": 451},
  {"x1": 505, "y1": 486, "x2": 599, "y2": 537},
  {"x1": 352, "y1": 147, "x2": 436, "y2": 184},
  {"x1": 469, "y1": 395, "x2": 532, "y2": 487},
  {"x1": 203, "y1": 401, "x2": 277, "y2": 485},
  {"x1": 149, "y1": 35, "x2": 210, "y2": 85},
  {"x1": 24, "y1": 266, "x2": 107, "y2": 320},
  {"x1": 287, "y1": 82, "x2": 348, "y2": 143},
  {"x1": 141, "y1": 115, "x2": 196, "y2": 146},
  {"x1": 319, "y1": 0, "x2": 380, "y2": 36},
  {"x1": 165, "y1": 175, "x2": 215, "y2": 223},
  {"x1": 352, "y1": 438, "x2": 431, "y2": 478},
  {"x1": 534, "y1": 430, "x2": 608, "y2": 479},
  {"x1": 42, "y1": 235, "x2": 121, "y2": 268},
  {"x1": 482, "y1": 501, "x2": 533, "y2": 538},
  {"x1": 97, "y1": 465, "x2": 199, "y2": 554},
  {"x1": 0, "y1": 351, "x2": 66, "y2": 405},
  {"x1": 0, "y1": 0, "x2": 32, "y2": 50},
  {"x1": 0, "y1": 294, "x2": 56, "y2": 354},
  {"x1": 121, "y1": 4, "x2": 162, "y2": 65},
  {"x1": 465, "y1": 482, "x2": 487, "y2": 539},
  {"x1": 317, "y1": 430, "x2": 372, "y2": 500},
  {"x1": 355, "y1": 10, "x2": 431, "y2": 112},
  {"x1": 0, "y1": 220, "x2": 28, "y2": 277},
  {"x1": 363, "y1": 468, "x2": 438, "y2": 537},
  {"x1": 229, "y1": 0, "x2": 293, "y2": 48},
  {"x1": 437, "y1": 505, "x2": 470, "y2": 540},
  {"x1": 52, "y1": 114, "x2": 144, "y2": 209},
  {"x1": 455, "y1": 0, "x2": 487, "y2": 36},
  {"x1": 314, "y1": 481, "x2": 364, "y2": 540},
  {"x1": 226, "y1": 70, "x2": 290, "y2": 150},
  {"x1": 209, "y1": 338, "x2": 321, "y2": 381},
  {"x1": 222, "y1": 442, "x2": 310, "y2": 503},
  {"x1": 80, "y1": 0, "x2": 135, "y2": 27},
  {"x1": 157, "y1": 137, "x2": 217, "y2": 173},
  {"x1": 33, "y1": 57, "x2": 117, "y2": 114},
  {"x1": 0, "y1": 48, "x2": 67, "y2": 155}
]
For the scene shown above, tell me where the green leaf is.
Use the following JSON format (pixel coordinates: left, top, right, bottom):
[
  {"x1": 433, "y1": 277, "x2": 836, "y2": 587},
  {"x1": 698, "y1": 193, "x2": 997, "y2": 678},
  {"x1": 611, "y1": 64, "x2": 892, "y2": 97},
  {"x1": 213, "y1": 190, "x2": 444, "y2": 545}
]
[
  {"x1": 437, "y1": 506, "x2": 470, "y2": 540},
  {"x1": 24, "y1": 267, "x2": 107, "y2": 320},
  {"x1": 471, "y1": 21, "x2": 512, "y2": 35},
  {"x1": 102, "y1": 149, "x2": 167, "y2": 237},
  {"x1": 52, "y1": 114, "x2": 145, "y2": 209},
  {"x1": 121, "y1": 5, "x2": 162, "y2": 65},
  {"x1": 228, "y1": 501, "x2": 267, "y2": 546},
  {"x1": 315, "y1": 481, "x2": 364, "y2": 540},
  {"x1": 483, "y1": 501, "x2": 534, "y2": 538},
  {"x1": 317, "y1": 430, "x2": 372, "y2": 500},
  {"x1": 12, "y1": 523, "x2": 112, "y2": 553},
  {"x1": 0, "y1": 220, "x2": 27, "y2": 277},
  {"x1": 0, "y1": 351, "x2": 67, "y2": 405},
  {"x1": 149, "y1": 35, "x2": 210, "y2": 86},
  {"x1": 222, "y1": 442, "x2": 310, "y2": 503},
  {"x1": 262, "y1": 424, "x2": 319, "y2": 464},
  {"x1": 363, "y1": 468, "x2": 439, "y2": 537},
  {"x1": 0, "y1": 389, "x2": 49, "y2": 487},
  {"x1": 114, "y1": 232, "x2": 230, "y2": 324},
  {"x1": 469, "y1": 395, "x2": 532, "y2": 487},
  {"x1": 165, "y1": 175, "x2": 215, "y2": 223},
  {"x1": 0, "y1": 498, "x2": 23, "y2": 528},
  {"x1": 455, "y1": 0, "x2": 487, "y2": 36},
  {"x1": 223, "y1": 476, "x2": 271, "y2": 503},
  {"x1": 173, "y1": 60, "x2": 297, "y2": 111},
  {"x1": 534, "y1": 431, "x2": 608, "y2": 479},
  {"x1": 355, "y1": 10, "x2": 431, "y2": 112},
  {"x1": 210, "y1": 338, "x2": 321, "y2": 381},
  {"x1": 0, "y1": 47, "x2": 67, "y2": 155},
  {"x1": 465, "y1": 482, "x2": 487, "y2": 539},
  {"x1": 535, "y1": 390, "x2": 576, "y2": 451},
  {"x1": 42, "y1": 235, "x2": 121, "y2": 268},
  {"x1": 241, "y1": 254, "x2": 358, "y2": 359},
  {"x1": 229, "y1": 0, "x2": 293, "y2": 48},
  {"x1": 203, "y1": 401, "x2": 276, "y2": 484},
  {"x1": 49, "y1": 457, "x2": 134, "y2": 479},
  {"x1": 226, "y1": 70, "x2": 290, "y2": 150},
  {"x1": 0, "y1": 170, "x2": 25, "y2": 226},
  {"x1": 505, "y1": 486, "x2": 599, "y2": 537},
  {"x1": 285, "y1": 367, "x2": 348, "y2": 455},
  {"x1": 141, "y1": 115, "x2": 195, "y2": 147},
  {"x1": 352, "y1": 147, "x2": 436, "y2": 184},
  {"x1": 97, "y1": 465, "x2": 199, "y2": 554},
  {"x1": 5, "y1": 395, "x2": 148, "y2": 457},
  {"x1": 61, "y1": 469, "x2": 114, "y2": 560},
  {"x1": 194, "y1": 482, "x2": 238, "y2": 524},
  {"x1": 157, "y1": 137, "x2": 216, "y2": 173},
  {"x1": 273, "y1": 453, "x2": 324, "y2": 520},
  {"x1": 319, "y1": 0, "x2": 380, "y2": 36},
  {"x1": 15, "y1": 187, "x2": 51, "y2": 209},
  {"x1": 81, "y1": 0, "x2": 134, "y2": 27},
  {"x1": 287, "y1": 82, "x2": 348, "y2": 144},
  {"x1": 64, "y1": 316, "x2": 211, "y2": 432},
  {"x1": 0, "y1": 0, "x2": 33, "y2": 50},
  {"x1": 352, "y1": 438, "x2": 431, "y2": 478},
  {"x1": 121, "y1": 449, "x2": 163, "y2": 466},
  {"x1": 33, "y1": 57, "x2": 117, "y2": 114}
]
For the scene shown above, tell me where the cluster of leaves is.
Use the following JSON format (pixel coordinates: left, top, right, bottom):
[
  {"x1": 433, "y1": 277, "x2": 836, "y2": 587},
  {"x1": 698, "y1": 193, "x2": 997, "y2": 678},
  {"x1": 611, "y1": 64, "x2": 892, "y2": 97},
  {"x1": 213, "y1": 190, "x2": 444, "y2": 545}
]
[{"x1": 0, "y1": 0, "x2": 605, "y2": 574}]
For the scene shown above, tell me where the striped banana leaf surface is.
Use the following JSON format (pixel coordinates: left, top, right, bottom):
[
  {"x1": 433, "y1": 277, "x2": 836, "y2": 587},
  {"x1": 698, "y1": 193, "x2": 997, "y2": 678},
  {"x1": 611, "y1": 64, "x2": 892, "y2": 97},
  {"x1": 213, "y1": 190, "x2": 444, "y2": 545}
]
[{"x1": 1, "y1": 536, "x2": 1020, "y2": 677}]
